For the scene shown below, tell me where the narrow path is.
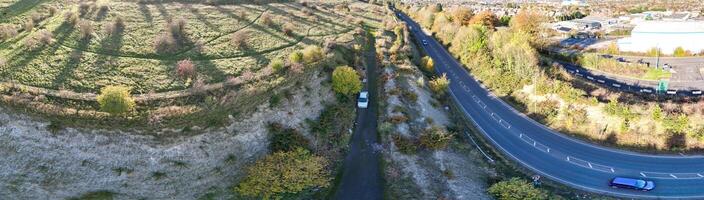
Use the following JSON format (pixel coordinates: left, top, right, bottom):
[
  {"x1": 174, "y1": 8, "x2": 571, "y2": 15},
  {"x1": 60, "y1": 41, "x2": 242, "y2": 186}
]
[{"x1": 333, "y1": 31, "x2": 382, "y2": 200}]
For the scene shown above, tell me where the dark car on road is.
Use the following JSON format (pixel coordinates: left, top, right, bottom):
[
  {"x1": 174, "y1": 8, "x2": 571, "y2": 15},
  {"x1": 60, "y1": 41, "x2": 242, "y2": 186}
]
[
  {"x1": 609, "y1": 177, "x2": 655, "y2": 191},
  {"x1": 422, "y1": 39, "x2": 428, "y2": 46}
]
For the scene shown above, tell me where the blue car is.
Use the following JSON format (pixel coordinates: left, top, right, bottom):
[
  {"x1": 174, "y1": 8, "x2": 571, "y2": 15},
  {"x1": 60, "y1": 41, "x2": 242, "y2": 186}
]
[{"x1": 609, "y1": 177, "x2": 655, "y2": 191}]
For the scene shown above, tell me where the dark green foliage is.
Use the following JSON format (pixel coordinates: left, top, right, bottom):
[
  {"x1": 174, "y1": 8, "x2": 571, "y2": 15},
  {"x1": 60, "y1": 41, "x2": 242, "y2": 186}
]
[
  {"x1": 392, "y1": 134, "x2": 417, "y2": 154},
  {"x1": 268, "y1": 123, "x2": 310, "y2": 152}
]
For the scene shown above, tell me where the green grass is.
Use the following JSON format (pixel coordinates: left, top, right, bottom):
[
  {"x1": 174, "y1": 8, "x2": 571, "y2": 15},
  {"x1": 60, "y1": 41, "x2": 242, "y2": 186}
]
[{"x1": 643, "y1": 68, "x2": 672, "y2": 80}]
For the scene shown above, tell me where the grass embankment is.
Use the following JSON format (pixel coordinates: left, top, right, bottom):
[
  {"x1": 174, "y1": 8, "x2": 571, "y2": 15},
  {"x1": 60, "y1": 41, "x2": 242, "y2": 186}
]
[{"x1": 579, "y1": 53, "x2": 671, "y2": 81}]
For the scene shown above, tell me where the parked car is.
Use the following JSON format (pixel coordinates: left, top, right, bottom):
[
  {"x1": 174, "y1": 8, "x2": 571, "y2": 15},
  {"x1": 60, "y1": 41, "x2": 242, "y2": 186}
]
[
  {"x1": 609, "y1": 177, "x2": 655, "y2": 191},
  {"x1": 357, "y1": 91, "x2": 369, "y2": 108}
]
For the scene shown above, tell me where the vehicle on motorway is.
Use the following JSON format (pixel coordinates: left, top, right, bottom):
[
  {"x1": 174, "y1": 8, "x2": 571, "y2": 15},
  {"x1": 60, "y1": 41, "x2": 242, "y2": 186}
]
[
  {"x1": 422, "y1": 39, "x2": 428, "y2": 46},
  {"x1": 612, "y1": 83, "x2": 621, "y2": 88},
  {"x1": 597, "y1": 79, "x2": 606, "y2": 84},
  {"x1": 640, "y1": 88, "x2": 653, "y2": 93},
  {"x1": 666, "y1": 90, "x2": 677, "y2": 95},
  {"x1": 586, "y1": 76, "x2": 595, "y2": 80},
  {"x1": 693, "y1": 90, "x2": 702, "y2": 95},
  {"x1": 357, "y1": 91, "x2": 369, "y2": 108},
  {"x1": 609, "y1": 177, "x2": 655, "y2": 191},
  {"x1": 616, "y1": 57, "x2": 627, "y2": 62}
]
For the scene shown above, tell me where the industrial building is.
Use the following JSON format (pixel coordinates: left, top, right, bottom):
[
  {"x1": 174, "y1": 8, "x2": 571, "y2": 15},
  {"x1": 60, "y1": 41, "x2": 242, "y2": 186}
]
[{"x1": 617, "y1": 21, "x2": 704, "y2": 54}]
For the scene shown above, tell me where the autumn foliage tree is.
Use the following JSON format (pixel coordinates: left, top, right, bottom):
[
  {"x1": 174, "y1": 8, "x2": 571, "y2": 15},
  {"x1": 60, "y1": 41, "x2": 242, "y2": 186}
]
[
  {"x1": 470, "y1": 10, "x2": 499, "y2": 30},
  {"x1": 332, "y1": 66, "x2": 362, "y2": 96}
]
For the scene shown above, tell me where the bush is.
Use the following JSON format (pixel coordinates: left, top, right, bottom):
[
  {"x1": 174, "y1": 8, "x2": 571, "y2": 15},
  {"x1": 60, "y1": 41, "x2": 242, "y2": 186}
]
[
  {"x1": 105, "y1": 17, "x2": 125, "y2": 35},
  {"x1": 230, "y1": 30, "x2": 248, "y2": 48},
  {"x1": 392, "y1": 134, "x2": 417, "y2": 154},
  {"x1": 269, "y1": 59, "x2": 285, "y2": 72},
  {"x1": 63, "y1": 11, "x2": 78, "y2": 26},
  {"x1": 24, "y1": 20, "x2": 34, "y2": 32},
  {"x1": 282, "y1": 23, "x2": 294, "y2": 37},
  {"x1": 673, "y1": 46, "x2": 691, "y2": 57},
  {"x1": 488, "y1": 178, "x2": 547, "y2": 200},
  {"x1": 302, "y1": 45, "x2": 324, "y2": 63},
  {"x1": 78, "y1": 2, "x2": 92, "y2": 16},
  {"x1": 0, "y1": 57, "x2": 6, "y2": 67},
  {"x1": 78, "y1": 20, "x2": 93, "y2": 39},
  {"x1": 470, "y1": 10, "x2": 498, "y2": 29},
  {"x1": 30, "y1": 12, "x2": 42, "y2": 23},
  {"x1": 419, "y1": 126, "x2": 453, "y2": 150},
  {"x1": 154, "y1": 33, "x2": 177, "y2": 53},
  {"x1": 0, "y1": 24, "x2": 18, "y2": 40},
  {"x1": 234, "y1": 148, "x2": 329, "y2": 199},
  {"x1": 421, "y1": 56, "x2": 434, "y2": 72},
  {"x1": 289, "y1": 50, "x2": 304, "y2": 64},
  {"x1": 429, "y1": 73, "x2": 450, "y2": 95},
  {"x1": 169, "y1": 17, "x2": 187, "y2": 37},
  {"x1": 268, "y1": 123, "x2": 310, "y2": 152},
  {"x1": 331, "y1": 66, "x2": 362, "y2": 96},
  {"x1": 97, "y1": 86, "x2": 136, "y2": 115},
  {"x1": 260, "y1": 12, "x2": 273, "y2": 27},
  {"x1": 176, "y1": 59, "x2": 196, "y2": 79}
]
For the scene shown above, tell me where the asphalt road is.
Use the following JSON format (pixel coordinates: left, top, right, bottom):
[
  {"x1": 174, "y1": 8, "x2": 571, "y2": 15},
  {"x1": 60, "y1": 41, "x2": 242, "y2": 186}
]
[
  {"x1": 396, "y1": 10, "x2": 704, "y2": 199},
  {"x1": 333, "y1": 35, "x2": 382, "y2": 200}
]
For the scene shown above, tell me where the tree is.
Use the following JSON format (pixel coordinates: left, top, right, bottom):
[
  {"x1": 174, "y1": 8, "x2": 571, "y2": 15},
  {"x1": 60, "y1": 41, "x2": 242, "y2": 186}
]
[
  {"x1": 97, "y1": 86, "x2": 135, "y2": 115},
  {"x1": 510, "y1": 11, "x2": 545, "y2": 37},
  {"x1": 450, "y1": 7, "x2": 473, "y2": 26},
  {"x1": 651, "y1": 104, "x2": 663, "y2": 121},
  {"x1": 469, "y1": 10, "x2": 498, "y2": 30},
  {"x1": 488, "y1": 178, "x2": 547, "y2": 200},
  {"x1": 331, "y1": 66, "x2": 362, "y2": 96},
  {"x1": 646, "y1": 47, "x2": 661, "y2": 57},
  {"x1": 429, "y1": 73, "x2": 450, "y2": 95},
  {"x1": 235, "y1": 148, "x2": 330, "y2": 199},
  {"x1": 673, "y1": 46, "x2": 690, "y2": 57},
  {"x1": 78, "y1": 19, "x2": 93, "y2": 39},
  {"x1": 421, "y1": 56, "x2": 434, "y2": 72}
]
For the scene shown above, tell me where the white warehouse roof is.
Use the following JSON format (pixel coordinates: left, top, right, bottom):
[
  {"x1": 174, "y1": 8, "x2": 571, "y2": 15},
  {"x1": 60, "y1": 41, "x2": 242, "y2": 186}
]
[{"x1": 618, "y1": 21, "x2": 704, "y2": 54}]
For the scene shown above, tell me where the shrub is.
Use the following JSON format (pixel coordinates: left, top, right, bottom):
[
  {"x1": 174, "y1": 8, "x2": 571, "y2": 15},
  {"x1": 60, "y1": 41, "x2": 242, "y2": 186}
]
[
  {"x1": 176, "y1": 59, "x2": 196, "y2": 79},
  {"x1": 30, "y1": 12, "x2": 42, "y2": 23},
  {"x1": 78, "y1": 2, "x2": 92, "y2": 16},
  {"x1": 0, "y1": 57, "x2": 6, "y2": 67},
  {"x1": 392, "y1": 134, "x2": 417, "y2": 154},
  {"x1": 0, "y1": 24, "x2": 18, "y2": 40},
  {"x1": 646, "y1": 47, "x2": 661, "y2": 57},
  {"x1": 421, "y1": 56, "x2": 434, "y2": 72},
  {"x1": 105, "y1": 17, "x2": 125, "y2": 35},
  {"x1": 97, "y1": 86, "x2": 136, "y2": 115},
  {"x1": 24, "y1": 20, "x2": 34, "y2": 32},
  {"x1": 154, "y1": 33, "x2": 177, "y2": 53},
  {"x1": 332, "y1": 66, "x2": 362, "y2": 96},
  {"x1": 63, "y1": 11, "x2": 79, "y2": 26},
  {"x1": 673, "y1": 46, "x2": 691, "y2": 57},
  {"x1": 269, "y1": 59, "x2": 285, "y2": 72},
  {"x1": 168, "y1": 17, "x2": 187, "y2": 37},
  {"x1": 78, "y1": 20, "x2": 93, "y2": 39},
  {"x1": 429, "y1": 73, "x2": 450, "y2": 95},
  {"x1": 488, "y1": 178, "x2": 547, "y2": 200},
  {"x1": 282, "y1": 23, "x2": 294, "y2": 37},
  {"x1": 302, "y1": 45, "x2": 324, "y2": 63},
  {"x1": 230, "y1": 30, "x2": 248, "y2": 48},
  {"x1": 419, "y1": 126, "x2": 453, "y2": 150},
  {"x1": 268, "y1": 123, "x2": 310, "y2": 152},
  {"x1": 234, "y1": 148, "x2": 329, "y2": 199},
  {"x1": 289, "y1": 50, "x2": 304, "y2": 64},
  {"x1": 48, "y1": 7, "x2": 58, "y2": 16},
  {"x1": 470, "y1": 10, "x2": 499, "y2": 29},
  {"x1": 260, "y1": 12, "x2": 273, "y2": 27}
]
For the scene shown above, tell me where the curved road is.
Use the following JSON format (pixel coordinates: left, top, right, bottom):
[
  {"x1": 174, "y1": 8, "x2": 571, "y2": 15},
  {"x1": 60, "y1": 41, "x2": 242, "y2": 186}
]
[{"x1": 396, "y1": 10, "x2": 704, "y2": 199}]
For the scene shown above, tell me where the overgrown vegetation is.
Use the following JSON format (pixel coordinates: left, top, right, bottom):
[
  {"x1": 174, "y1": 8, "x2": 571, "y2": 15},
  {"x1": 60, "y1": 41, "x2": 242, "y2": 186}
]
[
  {"x1": 96, "y1": 86, "x2": 135, "y2": 115},
  {"x1": 488, "y1": 178, "x2": 547, "y2": 200},
  {"x1": 332, "y1": 66, "x2": 362, "y2": 97}
]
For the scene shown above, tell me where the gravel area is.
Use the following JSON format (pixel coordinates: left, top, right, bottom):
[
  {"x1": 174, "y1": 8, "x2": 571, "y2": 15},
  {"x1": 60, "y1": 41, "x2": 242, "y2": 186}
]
[{"x1": 0, "y1": 72, "x2": 331, "y2": 200}]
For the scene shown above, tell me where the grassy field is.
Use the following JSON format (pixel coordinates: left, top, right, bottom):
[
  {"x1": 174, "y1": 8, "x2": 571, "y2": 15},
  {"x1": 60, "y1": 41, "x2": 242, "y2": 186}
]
[
  {"x1": 0, "y1": 0, "x2": 387, "y2": 128},
  {"x1": 0, "y1": 1, "x2": 360, "y2": 93}
]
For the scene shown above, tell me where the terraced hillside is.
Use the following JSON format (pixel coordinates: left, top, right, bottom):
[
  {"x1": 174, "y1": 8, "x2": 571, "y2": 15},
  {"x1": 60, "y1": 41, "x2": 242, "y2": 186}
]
[{"x1": 0, "y1": 0, "x2": 374, "y2": 128}]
